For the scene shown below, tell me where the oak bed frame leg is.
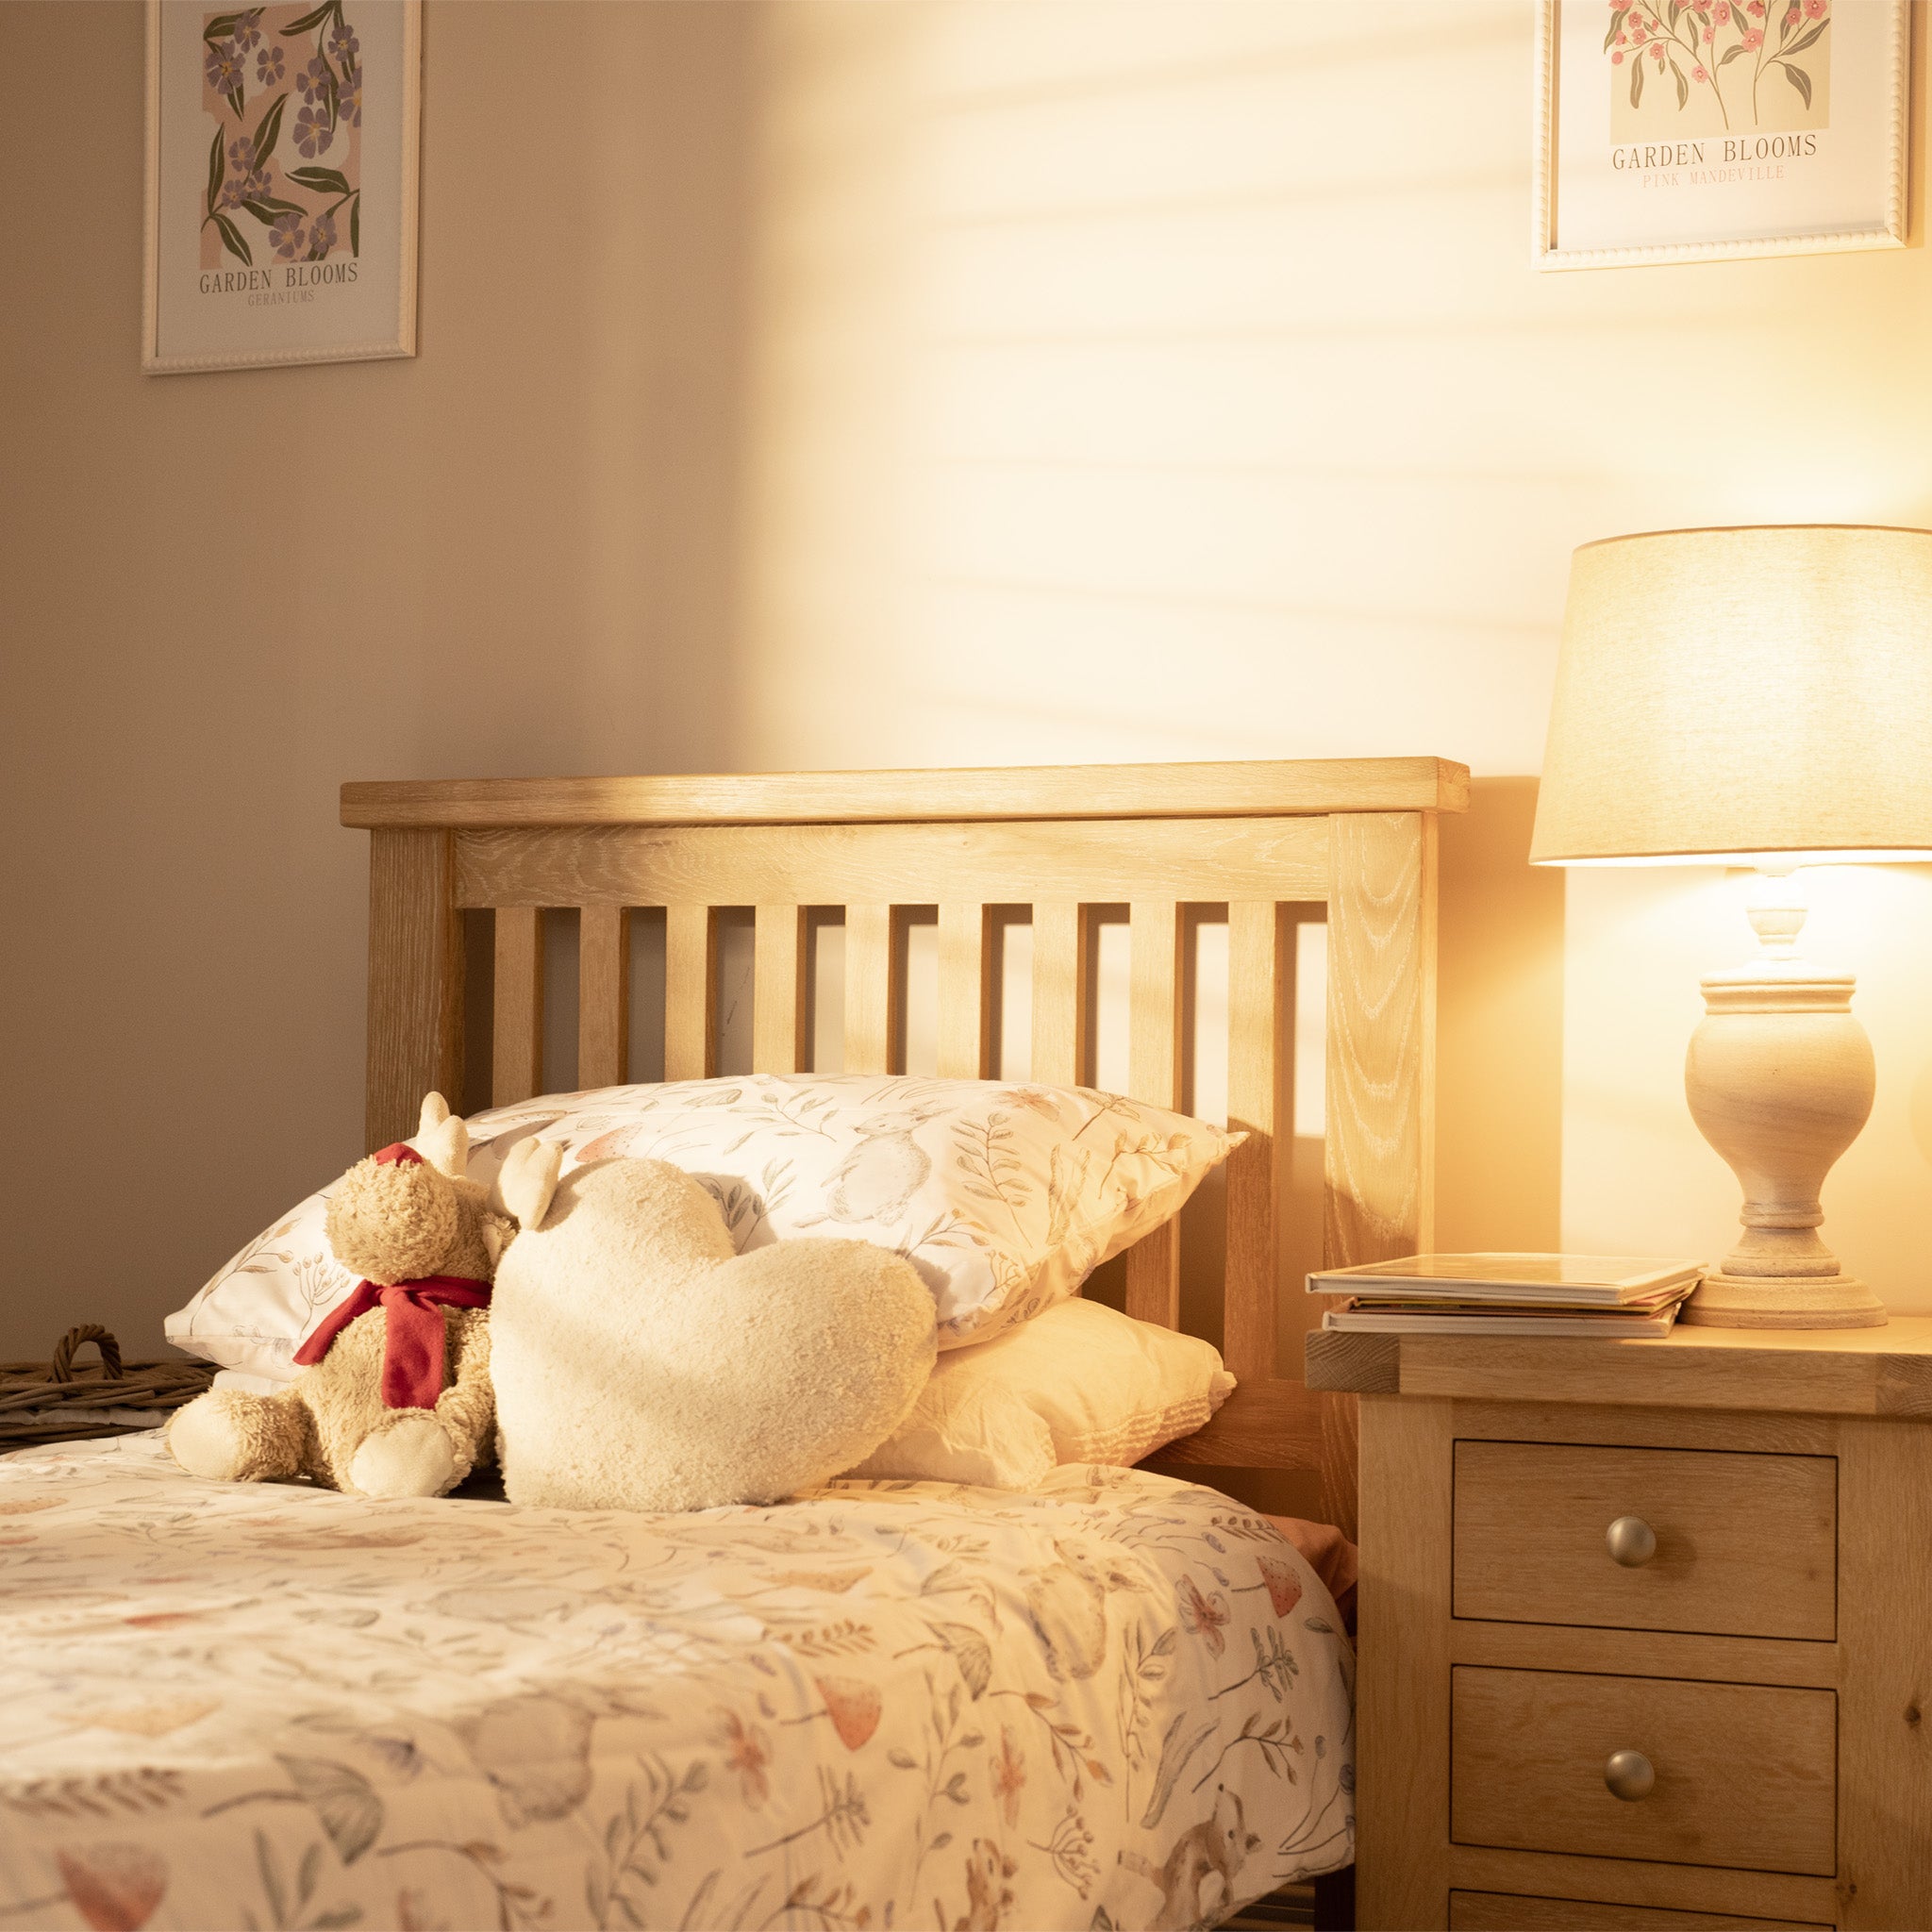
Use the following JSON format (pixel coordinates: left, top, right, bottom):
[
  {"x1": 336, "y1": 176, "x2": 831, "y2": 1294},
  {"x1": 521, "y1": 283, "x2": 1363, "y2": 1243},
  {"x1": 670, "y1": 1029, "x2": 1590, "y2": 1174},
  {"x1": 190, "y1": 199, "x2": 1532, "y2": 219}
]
[{"x1": 366, "y1": 827, "x2": 463, "y2": 1153}]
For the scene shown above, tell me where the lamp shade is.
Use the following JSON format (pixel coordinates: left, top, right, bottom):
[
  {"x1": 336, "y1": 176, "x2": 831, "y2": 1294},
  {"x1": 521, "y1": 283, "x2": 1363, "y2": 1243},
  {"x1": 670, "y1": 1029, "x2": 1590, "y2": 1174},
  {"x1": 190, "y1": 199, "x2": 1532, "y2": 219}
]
[{"x1": 1530, "y1": 525, "x2": 1932, "y2": 866}]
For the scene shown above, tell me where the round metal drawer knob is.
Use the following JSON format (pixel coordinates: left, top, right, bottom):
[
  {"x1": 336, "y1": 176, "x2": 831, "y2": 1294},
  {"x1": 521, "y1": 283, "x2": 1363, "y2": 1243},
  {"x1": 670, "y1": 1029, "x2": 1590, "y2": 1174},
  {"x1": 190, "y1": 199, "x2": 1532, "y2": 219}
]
[
  {"x1": 1605, "y1": 1749, "x2": 1656, "y2": 1802},
  {"x1": 1606, "y1": 1514, "x2": 1657, "y2": 1567}
]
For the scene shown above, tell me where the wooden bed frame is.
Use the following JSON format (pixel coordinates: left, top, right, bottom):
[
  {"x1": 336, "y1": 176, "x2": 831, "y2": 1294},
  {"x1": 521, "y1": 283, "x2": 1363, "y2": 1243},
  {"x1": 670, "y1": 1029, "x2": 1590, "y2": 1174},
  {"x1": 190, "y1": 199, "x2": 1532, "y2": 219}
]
[{"x1": 341, "y1": 756, "x2": 1467, "y2": 1536}]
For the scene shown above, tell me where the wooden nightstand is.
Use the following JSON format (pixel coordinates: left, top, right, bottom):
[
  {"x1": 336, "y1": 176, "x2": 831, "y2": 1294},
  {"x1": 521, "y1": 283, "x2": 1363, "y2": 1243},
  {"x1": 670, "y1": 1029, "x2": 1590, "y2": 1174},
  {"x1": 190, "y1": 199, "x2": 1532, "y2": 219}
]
[{"x1": 1307, "y1": 1320, "x2": 1932, "y2": 1931}]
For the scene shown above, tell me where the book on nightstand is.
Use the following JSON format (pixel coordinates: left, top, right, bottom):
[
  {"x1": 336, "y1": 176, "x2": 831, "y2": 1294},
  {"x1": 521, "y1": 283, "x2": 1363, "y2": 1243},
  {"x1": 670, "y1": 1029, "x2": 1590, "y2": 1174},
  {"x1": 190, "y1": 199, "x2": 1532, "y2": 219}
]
[{"x1": 1307, "y1": 1253, "x2": 1703, "y2": 1338}]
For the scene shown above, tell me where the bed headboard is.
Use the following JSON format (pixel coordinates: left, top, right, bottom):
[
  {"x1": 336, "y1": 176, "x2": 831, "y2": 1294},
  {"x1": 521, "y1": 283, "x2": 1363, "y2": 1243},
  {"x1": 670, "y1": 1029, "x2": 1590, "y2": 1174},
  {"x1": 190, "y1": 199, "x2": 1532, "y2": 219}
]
[{"x1": 341, "y1": 756, "x2": 1468, "y2": 1533}]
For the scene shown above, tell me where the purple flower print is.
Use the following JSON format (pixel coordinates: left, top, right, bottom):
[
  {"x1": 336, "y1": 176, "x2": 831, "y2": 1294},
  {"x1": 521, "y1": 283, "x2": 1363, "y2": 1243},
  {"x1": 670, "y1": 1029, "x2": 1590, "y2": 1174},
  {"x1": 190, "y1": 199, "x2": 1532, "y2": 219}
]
[
  {"x1": 336, "y1": 67, "x2": 361, "y2": 127},
  {"x1": 296, "y1": 55, "x2": 331, "y2": 103},
  {"x1": 204, "y1": 39, "x2": 243, "y2": 96},
  {"x1": 270, "y1": 212, "x2": 308, "y2": 260},
  {"x1": 326, "y1": 21, "x2": 359, "y2": 72},
  {"x1": 225, "y1": 134, "x2": 254, "y2": 175},
  {"x1": 307, "y1": 211, "x2": 338, "y2": 258},
  {"x1": 230, "y1": 8, "x2": 263, "y2": 52},
  {"x1": 256, "y1": 42, "x2": 285, "y2": 85},
  {"x1": 293, "y1": 103, "x2": 334, "y2": 158}
]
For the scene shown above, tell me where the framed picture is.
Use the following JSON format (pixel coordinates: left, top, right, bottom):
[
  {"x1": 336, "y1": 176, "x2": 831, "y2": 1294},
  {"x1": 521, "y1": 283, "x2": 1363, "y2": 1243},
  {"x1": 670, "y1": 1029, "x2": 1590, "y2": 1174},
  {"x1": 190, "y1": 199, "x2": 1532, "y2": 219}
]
[
  {"x1": 142, "y1": 0, "x2": 420, "y2": 373},
  {"x1": 1535, "y1": 0, "x2": 1907, "y2": 269}
]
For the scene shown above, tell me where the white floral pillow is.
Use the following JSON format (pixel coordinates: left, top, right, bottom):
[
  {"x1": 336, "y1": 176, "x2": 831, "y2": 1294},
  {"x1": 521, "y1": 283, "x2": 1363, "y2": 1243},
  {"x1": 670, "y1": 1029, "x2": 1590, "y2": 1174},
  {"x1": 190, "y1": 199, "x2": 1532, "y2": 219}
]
[{"x1": 166, "y1": 1074, "x2": 1239, "y2": 1384}]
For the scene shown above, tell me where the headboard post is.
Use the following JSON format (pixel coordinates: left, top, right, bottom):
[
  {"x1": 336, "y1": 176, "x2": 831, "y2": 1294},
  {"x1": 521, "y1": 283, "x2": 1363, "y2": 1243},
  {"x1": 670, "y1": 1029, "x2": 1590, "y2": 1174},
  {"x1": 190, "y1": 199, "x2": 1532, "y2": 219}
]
[{"x1": 365, "y1": 827, "x2": 464, "y2": 1152}]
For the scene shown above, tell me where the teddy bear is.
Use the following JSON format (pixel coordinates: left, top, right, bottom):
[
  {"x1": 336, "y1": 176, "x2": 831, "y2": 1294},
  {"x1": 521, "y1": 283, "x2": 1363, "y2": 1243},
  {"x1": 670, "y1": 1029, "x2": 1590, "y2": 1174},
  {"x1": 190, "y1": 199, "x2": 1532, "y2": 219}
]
[{"x1": 168, "y1": 1094, "x2": 561, "y2": 1501}]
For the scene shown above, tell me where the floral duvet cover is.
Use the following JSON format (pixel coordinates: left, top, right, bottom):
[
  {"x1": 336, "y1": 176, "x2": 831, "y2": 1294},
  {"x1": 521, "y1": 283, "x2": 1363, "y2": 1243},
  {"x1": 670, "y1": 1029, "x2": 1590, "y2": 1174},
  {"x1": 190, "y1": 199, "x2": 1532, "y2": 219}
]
[{"x1": 0, "y1": 1435, "x2": 1353, "y2": 1932}]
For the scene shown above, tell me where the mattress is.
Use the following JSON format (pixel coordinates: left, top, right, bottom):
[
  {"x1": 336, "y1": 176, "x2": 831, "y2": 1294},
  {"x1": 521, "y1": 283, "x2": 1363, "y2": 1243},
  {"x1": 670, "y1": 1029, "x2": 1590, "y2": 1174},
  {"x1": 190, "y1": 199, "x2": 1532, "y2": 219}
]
[{"x1": 0, "y1": 1434, "x2": 1354, "y2": 1931}]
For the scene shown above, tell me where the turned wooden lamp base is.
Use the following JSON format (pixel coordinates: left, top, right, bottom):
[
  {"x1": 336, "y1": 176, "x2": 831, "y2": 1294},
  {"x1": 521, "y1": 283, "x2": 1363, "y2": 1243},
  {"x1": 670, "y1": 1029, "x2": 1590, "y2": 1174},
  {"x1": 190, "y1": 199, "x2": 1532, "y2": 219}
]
[
  {"x1": 1682, "y1": 1269, "x2": 1888, "y2": 1329},
  {"x1": 1680, "y1": 873, "x2": 1888, "y2": 1331}
]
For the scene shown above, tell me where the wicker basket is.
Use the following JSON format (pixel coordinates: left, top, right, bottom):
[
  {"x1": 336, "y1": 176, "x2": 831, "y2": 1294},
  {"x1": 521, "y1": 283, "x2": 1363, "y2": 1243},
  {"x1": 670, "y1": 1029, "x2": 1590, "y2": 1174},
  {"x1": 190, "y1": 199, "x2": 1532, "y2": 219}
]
[{"x1": 0, "y1": 1325, "x2": 213, "y2": 1448}]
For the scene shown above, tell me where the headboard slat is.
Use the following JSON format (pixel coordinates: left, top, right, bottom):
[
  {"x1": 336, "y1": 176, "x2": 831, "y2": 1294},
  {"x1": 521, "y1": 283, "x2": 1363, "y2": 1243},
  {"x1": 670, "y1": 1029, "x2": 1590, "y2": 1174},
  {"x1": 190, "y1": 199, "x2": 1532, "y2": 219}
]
[
  {"x1": 491, "y1": 907, "x2": 543, "y2": 1108},
  {"x1": 936, "y1": 902, "x2": 992, "y2": 1080},
  {"x1": 1124, "y1": 899, "x2": 1186, "y2": 1329},
  {"x1": 843, "y1": 906, "x2": 897, "y2": 1075},
  {"x1": 752, "y1": 905, "x2": 808, "y2": 1076},
  {"x1": 1223, "y1": 899, "x2": 1291, "y2": 1387},
  {"x1": 664, "y1": 906, "x2": 716, "y2": 1083},
  {"x1": 576, "y1": 905, "x2": 630, "y2": 1091},
  {"x1": 1029, "y1": 901, "x2": 1090, "y2": 1090}
]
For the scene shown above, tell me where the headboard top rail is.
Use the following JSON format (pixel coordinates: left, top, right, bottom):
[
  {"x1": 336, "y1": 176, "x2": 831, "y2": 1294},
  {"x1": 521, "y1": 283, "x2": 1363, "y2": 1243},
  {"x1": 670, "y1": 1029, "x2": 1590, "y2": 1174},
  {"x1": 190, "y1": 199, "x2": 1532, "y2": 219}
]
[{"x1": 341, "y1": 755, "x2": 1470, "y2": 830}]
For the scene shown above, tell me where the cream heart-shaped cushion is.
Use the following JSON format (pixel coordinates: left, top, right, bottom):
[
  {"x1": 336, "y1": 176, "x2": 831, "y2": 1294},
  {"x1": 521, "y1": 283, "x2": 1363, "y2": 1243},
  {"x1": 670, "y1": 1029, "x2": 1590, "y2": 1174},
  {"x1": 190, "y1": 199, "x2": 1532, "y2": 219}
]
[{"x1": 491, "y1": 1158, "x2": 938, "y2": 1511}]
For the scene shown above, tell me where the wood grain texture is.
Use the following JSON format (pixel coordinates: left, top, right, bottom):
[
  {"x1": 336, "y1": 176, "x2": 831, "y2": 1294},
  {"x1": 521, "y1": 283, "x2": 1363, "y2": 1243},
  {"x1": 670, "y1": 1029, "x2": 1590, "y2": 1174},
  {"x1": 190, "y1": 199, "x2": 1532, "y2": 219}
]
[
  {"x1": 576, "y1": 903, "x2": 630, "y2": 1091},
  {"x1": 1149, "y1": 1381, "x2": 1327, "y2": 1470},
  {"x1": 1453, "y1": 1441, "x2": 1836, "y2": 1641},
  {"x1": 1452, "y1": 1400, "x2": 1837, "y2": 1457},
  {"x1": 452, "y1": 816, "x2": 1328, "y2": 909},
  {"x1": 1449, "y1": 1891, "x2": 1826, "y2": 1930},
  {"x1": 937, "y1": 902, "x2": 992, "y2": 1079},
  {"x1": 491, "y1": 905, "x2": 543, "y2": 1108},
  {"x1": 1449, "y1": 1619, "x2": 1838, "y2": 1691},
  {"x1": 664, "y1": 905, "x2": 715, "y2": 1083},
  {"x1": 1224, "y1": 901, "x2": 1291, "y2": 1386},
  {"x1": 1029, "y1": 900, "x2": 1090, "y2": 1089},
  {"x1": 1446, "y1": 1850, "x2": 1839, "y2": 1925},
  {"x1": 1124, "y1": 900, "x2": 1184, "y2": 1329},
  {"x1": 343, "y1": 756, "x2": 1470, "y2": 828},
  {"x1": 1299, "y1": 1317, "x2": 1932, "y2": 1415},
  {"x1": 1357, "y1": 1393, "x2": 1455, "y2": 1931},
  {"x1": 843, "y1": 904, "x2": 898, "y2": 1076},
  {"x1": 753, "y1": 904, "x2": 808, "y2": 1075},
  {"x1": 1324, "y1": 811, "x2": 1436, "y2": 1269},
  {"x1": 1837, "y1": 1416, "x2": 1932, "y2": 1926},
  {"x1": 365, "y1": 828, "x2": 463, "y2": 1151},
  {"x1": 1451, "y1": 1668, "x2": 1837, "y2": 1876}
]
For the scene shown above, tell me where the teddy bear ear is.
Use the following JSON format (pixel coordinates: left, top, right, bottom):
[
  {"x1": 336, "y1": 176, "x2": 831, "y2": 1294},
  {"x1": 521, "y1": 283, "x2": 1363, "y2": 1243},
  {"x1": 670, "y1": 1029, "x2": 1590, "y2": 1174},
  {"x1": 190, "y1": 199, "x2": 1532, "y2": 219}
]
[
  {"x1": 492, "y1": 1136, "x2": 562, "y2": 1231},
  {"x1": 418, "y1": 1092, "x2": 452, "y2": 1135},
  {"x1": 416, "y1": 1112, "x2": 469, "y2": 1180}
]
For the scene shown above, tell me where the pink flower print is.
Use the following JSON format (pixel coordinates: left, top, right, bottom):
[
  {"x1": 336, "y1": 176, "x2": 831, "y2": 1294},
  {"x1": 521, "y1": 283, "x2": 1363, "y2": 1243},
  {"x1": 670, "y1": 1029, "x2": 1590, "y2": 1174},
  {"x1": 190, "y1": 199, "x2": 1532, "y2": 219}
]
[
  {"x1": 327, "y1": 21, "x2": 360, "y2": 70},
  {"x1": 1691, "y1": 62, "x2": 1707, "y2": 79},
  {"x1": 1803, "y1": 0, "x2": 1826, "y2": 15},
  {"x1": 204, "y1": 39, "x2": 243, "y2": 96},
  {"x1": 1747, "y1": 0, "x2": 1764, "y2": 11},
  {"x1": 293, "y1": 103, "x2": 334, "y2": 158},
  {"x1": 1714, "y1": 1, "x2": 1730, "y2": 19},
  {"x1": 1702, "y1": 25, "x2": 1713, "y2": 39},
  {"x1": 1742, "y1": 26, "x2": 1763, "y2": 44},
  {"x1": 1177, "y1": 1574, "x2": 1230, "y2": 1657},
  {"x1": 256, "y1": 42, "x2": 284, "y2": 85},
  {"x1": 717, "y1": 1710, "x2": 773, "y2": 1806},
  {"x1": 1257, "y1": 1551, "x2": 1305, "y2": 1619},
  {"x1": 1612, "y1": 48, "x2": 1624, "y2": 60},
  {"x1": 55, "y1": 1845, "x2": 166, "y2": 1932},
  {"x1": 815, "y1": 1675, "x2": 882, "y2": 1751},
  {"x1": 991, "y1": 1725, "x2": 1026, "y2": 1827},
  {"x1": 1630, "y1": 20, "x2": 1647, "y2": 38},
  {"x1": 269, "y1": 212, "x2": 308, "y2": 259},
  {"x1": 308, "y1": 211, "x2": 338, "y2": 257},
  {"x1": 296, "y1": 55, "x2": 332, "y2": 103},
  {"x1": 337, "y1": 66, "x2": 362, "y2": 127}
]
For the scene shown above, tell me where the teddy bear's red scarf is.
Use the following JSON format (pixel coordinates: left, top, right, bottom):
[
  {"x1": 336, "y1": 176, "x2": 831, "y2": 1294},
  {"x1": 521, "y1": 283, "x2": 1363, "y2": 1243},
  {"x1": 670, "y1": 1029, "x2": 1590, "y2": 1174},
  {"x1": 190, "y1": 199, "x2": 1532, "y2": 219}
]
[
  {"x1": 293, "y1": 1275, "x2": 491, "y2": 1409},
  {"x1": 292, "y1": 1142, "x2": 491, "y2": 1409}
]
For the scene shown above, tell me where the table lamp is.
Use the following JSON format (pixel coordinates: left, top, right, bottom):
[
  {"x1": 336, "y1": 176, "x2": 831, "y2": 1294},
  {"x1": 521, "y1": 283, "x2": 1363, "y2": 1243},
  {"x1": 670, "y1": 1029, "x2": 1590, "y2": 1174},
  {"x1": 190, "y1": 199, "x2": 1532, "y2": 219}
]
[{"x1": 1530, "y1": 525, "x2": 1932, "y2": 1328}]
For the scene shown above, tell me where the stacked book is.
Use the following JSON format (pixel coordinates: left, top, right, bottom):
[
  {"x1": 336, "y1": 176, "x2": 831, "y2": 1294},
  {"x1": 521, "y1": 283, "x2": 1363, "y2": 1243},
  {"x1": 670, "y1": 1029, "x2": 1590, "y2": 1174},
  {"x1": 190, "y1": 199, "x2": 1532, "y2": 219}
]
[{"x1": 1307, "y1": 1254, "x2": 1704, "y2": 1338}]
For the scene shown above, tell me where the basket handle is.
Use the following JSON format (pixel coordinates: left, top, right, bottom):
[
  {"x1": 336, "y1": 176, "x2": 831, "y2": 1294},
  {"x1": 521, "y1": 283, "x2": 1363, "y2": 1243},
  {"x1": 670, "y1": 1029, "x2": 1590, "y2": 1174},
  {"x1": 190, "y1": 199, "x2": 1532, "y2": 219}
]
[{"x1": 50, "y1": 1325, "x2": 123, "y2": 1383}]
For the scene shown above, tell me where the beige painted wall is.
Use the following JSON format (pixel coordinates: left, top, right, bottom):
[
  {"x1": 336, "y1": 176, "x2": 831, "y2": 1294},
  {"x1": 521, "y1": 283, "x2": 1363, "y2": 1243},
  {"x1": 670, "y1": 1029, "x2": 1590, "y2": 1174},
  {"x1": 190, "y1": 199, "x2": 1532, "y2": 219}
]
[
  {"x1": 0, "y1": 1, "x2": 756, "y2": 1359},
  {"x1": 7, "y1": 0, "x2": 1930, "y2": 1363}
]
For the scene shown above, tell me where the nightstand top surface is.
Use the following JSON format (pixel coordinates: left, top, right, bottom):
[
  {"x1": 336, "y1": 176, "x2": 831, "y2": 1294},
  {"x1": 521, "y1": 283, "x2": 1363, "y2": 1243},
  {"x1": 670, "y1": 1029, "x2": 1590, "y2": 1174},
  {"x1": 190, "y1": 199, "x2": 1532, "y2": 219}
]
[{"x1": 1306, "y1": 1314, "x2": 1932, "y2": 1417}]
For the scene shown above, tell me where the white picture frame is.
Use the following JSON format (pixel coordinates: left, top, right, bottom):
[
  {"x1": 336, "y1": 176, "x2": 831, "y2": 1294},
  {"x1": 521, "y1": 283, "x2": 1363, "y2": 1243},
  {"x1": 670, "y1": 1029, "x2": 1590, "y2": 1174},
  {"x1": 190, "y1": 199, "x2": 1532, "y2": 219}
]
[
  {"x1": 1535, "y1": 0, "x2": 1907, "y2": 270},
  {"x1": 142, "y1": 0, "x2": 420, "y2": 373}
]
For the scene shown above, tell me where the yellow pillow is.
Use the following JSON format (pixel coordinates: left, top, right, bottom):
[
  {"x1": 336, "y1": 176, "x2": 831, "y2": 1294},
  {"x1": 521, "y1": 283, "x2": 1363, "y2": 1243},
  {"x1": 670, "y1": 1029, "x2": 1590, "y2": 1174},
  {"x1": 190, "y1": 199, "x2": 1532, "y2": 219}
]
[{"x1": 845, "y1": 1297, "x2": 1233, "y2": 1490}]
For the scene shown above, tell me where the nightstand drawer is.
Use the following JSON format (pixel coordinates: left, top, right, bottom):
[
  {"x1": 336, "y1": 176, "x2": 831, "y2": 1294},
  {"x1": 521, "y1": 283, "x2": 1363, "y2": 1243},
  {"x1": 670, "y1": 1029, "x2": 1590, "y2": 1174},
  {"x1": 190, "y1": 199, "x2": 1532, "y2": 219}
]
[
  {"x1": 1451, "y1": 1667, "x2": 1837, "y2": 1874},
  {"x1": 1453, "y1": 1441, "x2": 1835, "y2": 1639},
  {"x1": 1448, "y1": 1894, "x2": 1829, "y2": 1930}
]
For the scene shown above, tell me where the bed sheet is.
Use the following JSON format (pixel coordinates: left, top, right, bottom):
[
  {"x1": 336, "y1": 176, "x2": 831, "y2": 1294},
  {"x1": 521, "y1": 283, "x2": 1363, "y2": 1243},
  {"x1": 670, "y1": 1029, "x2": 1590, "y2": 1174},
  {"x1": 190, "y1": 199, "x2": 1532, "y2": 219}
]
[{"x1": 0, "y1": 1434, "x2": 1353, "y2": 1931}]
